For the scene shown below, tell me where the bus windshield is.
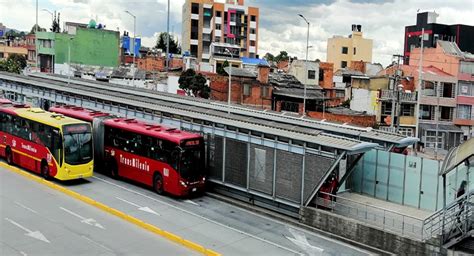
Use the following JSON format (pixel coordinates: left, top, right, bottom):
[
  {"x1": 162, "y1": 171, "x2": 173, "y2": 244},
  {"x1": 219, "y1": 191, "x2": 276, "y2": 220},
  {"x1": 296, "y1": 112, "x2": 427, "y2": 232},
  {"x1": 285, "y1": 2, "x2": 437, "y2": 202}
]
[
  {"x1": 63, "y1": 124, "x2": 93, "y2": 165},
  {"x1": 179, "y1": 147, "x2": 203, "y2": 181}
]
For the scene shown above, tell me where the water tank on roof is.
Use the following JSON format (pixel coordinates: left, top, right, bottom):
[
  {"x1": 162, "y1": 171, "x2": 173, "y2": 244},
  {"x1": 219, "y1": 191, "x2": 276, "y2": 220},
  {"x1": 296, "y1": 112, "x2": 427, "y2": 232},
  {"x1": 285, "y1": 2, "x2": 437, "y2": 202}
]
[{"x1": 88, "y1": 19, "x2": 97, "y2": 28}]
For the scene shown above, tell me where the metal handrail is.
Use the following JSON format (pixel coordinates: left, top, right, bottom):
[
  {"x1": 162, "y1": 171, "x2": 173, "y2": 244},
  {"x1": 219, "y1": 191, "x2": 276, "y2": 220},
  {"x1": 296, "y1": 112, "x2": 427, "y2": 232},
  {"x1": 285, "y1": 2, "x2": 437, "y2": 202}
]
[
  {"x1": 422, "y1": 191, "x2": 474, "y2": 241},
  {"x1": 316, "y1": 192, "x2": 425, "y2": 239}
]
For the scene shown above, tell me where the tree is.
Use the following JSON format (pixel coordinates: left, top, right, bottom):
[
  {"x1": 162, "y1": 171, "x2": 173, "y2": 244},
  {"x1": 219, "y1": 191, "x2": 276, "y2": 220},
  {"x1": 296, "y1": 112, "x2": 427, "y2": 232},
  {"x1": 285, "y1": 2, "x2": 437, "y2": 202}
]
[
  {"x1": 217, "y1": 60, "x2": 229, "y2": 75},
  {"x1": 0, "y1": 54, "x2": 27, "y2": 74},
  {"x1": 274, "y1": 51, "x2": 289, "y2": 63},
  {"x1": 30, "y1": 24, "x2": 46, "y2": 34},
  {"x1": 263, "y1": 53, "x2": 274, "y2": 62},
  {"x1": 155, "y1": 32, "x2": 180, "y2": 54},
  {"x1": 178, "y1": 69, "x2": 210, "y2": 99}
]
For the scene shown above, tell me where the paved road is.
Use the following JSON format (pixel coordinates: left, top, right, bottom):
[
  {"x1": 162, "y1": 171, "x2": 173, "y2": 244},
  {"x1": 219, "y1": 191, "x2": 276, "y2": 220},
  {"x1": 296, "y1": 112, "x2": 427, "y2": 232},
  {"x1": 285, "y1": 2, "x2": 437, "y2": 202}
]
[
  {"x1": 0, "y1": 165, "x2": 198, "y2": 256},
  {"x1": 66, "y1": 171, "x2": 374, "y2": 255}
]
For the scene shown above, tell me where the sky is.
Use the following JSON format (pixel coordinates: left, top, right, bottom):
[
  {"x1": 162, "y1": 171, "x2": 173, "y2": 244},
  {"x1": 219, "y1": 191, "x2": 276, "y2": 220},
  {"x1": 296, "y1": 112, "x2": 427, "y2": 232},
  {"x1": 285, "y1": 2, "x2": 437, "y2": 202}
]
[{"x1": 1, "y1": 0, "x2": 473, "y2": 66}]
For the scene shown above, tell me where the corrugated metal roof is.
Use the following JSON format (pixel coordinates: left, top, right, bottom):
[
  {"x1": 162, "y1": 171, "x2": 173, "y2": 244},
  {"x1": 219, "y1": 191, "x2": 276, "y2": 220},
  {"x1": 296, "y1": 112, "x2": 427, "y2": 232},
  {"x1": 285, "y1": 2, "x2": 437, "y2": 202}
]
[{"x1": 224, "y1": 67, "x2": 257, "y2": 78}]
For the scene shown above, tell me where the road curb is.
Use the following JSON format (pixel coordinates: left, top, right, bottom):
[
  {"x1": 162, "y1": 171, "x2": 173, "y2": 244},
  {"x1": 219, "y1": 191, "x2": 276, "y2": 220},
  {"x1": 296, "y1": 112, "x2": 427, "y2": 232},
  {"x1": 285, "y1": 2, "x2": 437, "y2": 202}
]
[{"x1": 0, "y1": 162, "x2": 220, "y2": 256}]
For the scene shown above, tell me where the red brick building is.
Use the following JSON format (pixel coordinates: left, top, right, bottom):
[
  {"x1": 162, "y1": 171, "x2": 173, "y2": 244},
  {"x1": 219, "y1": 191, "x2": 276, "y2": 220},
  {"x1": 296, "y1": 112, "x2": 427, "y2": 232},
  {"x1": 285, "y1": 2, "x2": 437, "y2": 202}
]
[{"x1": 209, "y1": 65, "x2": 273, "y2": 109}]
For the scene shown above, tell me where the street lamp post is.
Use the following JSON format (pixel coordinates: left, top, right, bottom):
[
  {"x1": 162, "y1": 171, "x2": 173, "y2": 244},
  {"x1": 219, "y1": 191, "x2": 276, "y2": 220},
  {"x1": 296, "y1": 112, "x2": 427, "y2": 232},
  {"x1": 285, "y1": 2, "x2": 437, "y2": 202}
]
[
  {"x1": 225, "y1": 48, "x2": 233, "y2": 114},
  {"x1": 68, "y1": 37, "x2": 74, "y2": 85},
  {"x1": 299, "y1": 14, "x2": 310, "y2": 116},
  {"x1": 35, "y1": 0, "x2": 39, "y2": 72},
  {"x1": 166, "y1": 0, "x2": 170, "y2": 72},
  {"x1": 42, "y1": 9, "x2": 53, "y2": 24},
  {"x1": 125, "y1": 10, "x2": 136, "y2": 87}
]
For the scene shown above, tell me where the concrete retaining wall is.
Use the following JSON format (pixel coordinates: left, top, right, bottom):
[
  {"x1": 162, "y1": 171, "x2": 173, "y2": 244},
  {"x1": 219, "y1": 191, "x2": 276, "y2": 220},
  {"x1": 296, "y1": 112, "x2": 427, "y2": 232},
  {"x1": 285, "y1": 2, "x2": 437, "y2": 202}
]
[{"x1": 300, "y1": 207, "x2": 441, "y2": 255}]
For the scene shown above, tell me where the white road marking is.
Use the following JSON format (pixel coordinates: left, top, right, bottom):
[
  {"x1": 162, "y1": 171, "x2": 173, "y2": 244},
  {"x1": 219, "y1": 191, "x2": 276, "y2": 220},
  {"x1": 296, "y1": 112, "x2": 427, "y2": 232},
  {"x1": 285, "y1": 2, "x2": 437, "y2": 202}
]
[
  {"x1": 285, "y1": 228, "x2": 324, "y2": 256},
  {"x1": 93, "y1": 176, "x2": 300, "y2": 254},
  {"x1": 59, "y1": 207, "x2": 105, "y2": 229},
  {"x1": 115, "y1": 197, "x2": 160, "y2": 216},
  {"x1": 184, "y1": 200, "x2": 200, "y2": 206},
  {"x1": 14, "y1": 202, "x2": 38, "y2": 214},
  {"x1": 20, "y1": 251, "x2": 27, "y2": 256},
  {"x1": 80, "y1": 235, "x2": 114, "y2": 253},
  {"x1": 207, "y1": 194, "x2": 375, "y2": 255},
  {"x1": 4, "y1": 218, "x2": 50, "y2": 243}
]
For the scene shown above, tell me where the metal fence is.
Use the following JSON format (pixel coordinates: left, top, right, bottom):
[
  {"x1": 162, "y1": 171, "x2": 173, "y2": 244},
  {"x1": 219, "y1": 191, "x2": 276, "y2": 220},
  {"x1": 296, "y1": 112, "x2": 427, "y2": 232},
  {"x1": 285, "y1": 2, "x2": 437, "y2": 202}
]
[{"x1": 316, "y1": 191, "x2": 425, "y2": 240}]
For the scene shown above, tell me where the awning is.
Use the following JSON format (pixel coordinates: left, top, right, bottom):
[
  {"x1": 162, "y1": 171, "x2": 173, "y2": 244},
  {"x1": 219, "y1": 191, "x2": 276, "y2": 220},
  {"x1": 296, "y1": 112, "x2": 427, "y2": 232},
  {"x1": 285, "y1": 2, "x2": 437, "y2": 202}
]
[
  {"x1": 420, "y1": 123, "x2": 464, "y2": 133},
  {"x1": 440, "y1": 137, "x2": 474, "y2": 175}
]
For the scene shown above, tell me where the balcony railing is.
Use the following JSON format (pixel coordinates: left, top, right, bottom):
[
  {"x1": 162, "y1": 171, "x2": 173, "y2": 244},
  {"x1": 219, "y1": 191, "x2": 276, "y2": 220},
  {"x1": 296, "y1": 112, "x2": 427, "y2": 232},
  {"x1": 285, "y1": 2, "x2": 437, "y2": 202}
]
[{"x1": 380, "y1": 90, "x2": 417, "y2": 102}]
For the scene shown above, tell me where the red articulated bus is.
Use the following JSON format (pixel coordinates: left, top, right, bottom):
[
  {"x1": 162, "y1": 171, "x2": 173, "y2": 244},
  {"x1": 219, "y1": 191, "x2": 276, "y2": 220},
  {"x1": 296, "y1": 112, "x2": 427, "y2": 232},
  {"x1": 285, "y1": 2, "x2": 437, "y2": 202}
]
[{"x1": 50, "y1": 105, "x2": 206, "y2": 196}]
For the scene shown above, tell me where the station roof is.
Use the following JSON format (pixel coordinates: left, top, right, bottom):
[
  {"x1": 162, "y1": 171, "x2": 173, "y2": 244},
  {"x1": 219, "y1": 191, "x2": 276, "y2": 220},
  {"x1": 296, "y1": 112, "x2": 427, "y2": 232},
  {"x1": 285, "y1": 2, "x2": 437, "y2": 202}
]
[{"x1": 440, "y1": 138, "x2": 474, "y2": 176}]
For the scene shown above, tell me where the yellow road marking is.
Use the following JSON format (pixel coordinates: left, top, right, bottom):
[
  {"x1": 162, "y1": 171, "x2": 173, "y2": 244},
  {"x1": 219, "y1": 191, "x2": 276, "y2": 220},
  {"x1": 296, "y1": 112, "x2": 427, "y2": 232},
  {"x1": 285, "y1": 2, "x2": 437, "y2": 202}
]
[{"x1": 0, "y1": 162, "x2": 221, "y2": 256}]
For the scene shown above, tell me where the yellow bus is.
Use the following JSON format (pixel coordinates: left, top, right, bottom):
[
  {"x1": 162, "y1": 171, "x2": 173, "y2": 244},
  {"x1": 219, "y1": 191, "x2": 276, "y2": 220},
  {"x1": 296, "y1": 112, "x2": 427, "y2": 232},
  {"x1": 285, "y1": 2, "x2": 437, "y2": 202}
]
[{"x1": 0, "y1": 105, "x2": 94, "y2": 180}]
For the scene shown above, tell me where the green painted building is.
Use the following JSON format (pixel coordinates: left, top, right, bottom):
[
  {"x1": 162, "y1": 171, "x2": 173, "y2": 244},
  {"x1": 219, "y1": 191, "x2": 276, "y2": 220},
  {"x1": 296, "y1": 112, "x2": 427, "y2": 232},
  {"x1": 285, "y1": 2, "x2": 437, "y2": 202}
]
[{"x1": 36, "y1": 26, "x2": 120, "y2": 71}]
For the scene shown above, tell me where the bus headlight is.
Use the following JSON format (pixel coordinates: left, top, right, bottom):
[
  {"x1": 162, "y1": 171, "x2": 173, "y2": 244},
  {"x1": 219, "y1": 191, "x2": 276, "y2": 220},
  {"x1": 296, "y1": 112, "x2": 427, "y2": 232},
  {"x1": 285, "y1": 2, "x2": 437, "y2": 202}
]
[{"x1": 180, "y1": 180, "x2": 187, "y2": 187}]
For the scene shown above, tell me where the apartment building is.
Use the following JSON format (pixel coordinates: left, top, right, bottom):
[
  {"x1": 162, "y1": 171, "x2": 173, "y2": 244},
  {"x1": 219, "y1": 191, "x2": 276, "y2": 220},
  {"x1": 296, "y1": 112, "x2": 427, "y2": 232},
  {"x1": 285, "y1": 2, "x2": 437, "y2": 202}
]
[
  {"x1": 327, "y1": 24, "x2": 373, "y2": 71},
  {"x1": 410, "y1": 41, "x2": 474, "y2": 139},
  {"x1": 181, "y1": 0, "x2": 259, "y2": 69},
  {"x1": 404, "y1": 12, "x2": 474, "y2": 65},
  {"x1": 382, "y1": 65, "x2": 463, "y2": 151}
]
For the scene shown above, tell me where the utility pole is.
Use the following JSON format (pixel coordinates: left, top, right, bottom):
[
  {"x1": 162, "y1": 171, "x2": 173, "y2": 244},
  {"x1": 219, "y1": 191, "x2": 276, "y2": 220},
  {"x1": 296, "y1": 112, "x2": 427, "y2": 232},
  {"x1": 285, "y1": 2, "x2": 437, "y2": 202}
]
[
  {"x1": 415, "y1": 28, "x2": 425, "y2": 152},
  {"x1": 391, "y1": 54, "x2": 404, "y2": 132},
  {"x1": 298, "y1": 14, "x2": 310, "y2": 117},
  {"x1": 125, "y1": 10, "x2": 136, "y2": 87},
  {"x1": 166, "y1": 0, "x2": 170, "y2": 72},
  {"x1": 435, "y1": 81, "x2": 440, "y2": 159},
  {"x1": 35, "y1": 0, "x2": 39, "y2": 72}
]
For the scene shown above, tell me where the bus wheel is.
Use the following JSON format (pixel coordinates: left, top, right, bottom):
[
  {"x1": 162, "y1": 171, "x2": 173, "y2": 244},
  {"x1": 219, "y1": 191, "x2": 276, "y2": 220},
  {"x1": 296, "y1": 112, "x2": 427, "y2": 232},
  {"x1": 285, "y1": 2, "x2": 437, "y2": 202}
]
[
  {"x1": 5, "y1": 148, "x2": 13, "y2": 165},
  {"x1": 41, "y1": 162, "x2": 50, "y2": 180},
  {"x1": 153, "y1": 173, "x2": 164, "y2": 195}
]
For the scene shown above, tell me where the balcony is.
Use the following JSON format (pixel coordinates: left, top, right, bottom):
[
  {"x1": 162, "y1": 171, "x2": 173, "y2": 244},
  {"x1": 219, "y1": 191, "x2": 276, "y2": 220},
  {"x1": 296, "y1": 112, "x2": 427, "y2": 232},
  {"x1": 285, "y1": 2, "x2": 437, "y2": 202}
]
[
  {"x1": 399, "y1": 116, "x2": 416, "y2": 126},
  {"x1": 380, "y1": 90, "x2": 417, "y2": 103}
]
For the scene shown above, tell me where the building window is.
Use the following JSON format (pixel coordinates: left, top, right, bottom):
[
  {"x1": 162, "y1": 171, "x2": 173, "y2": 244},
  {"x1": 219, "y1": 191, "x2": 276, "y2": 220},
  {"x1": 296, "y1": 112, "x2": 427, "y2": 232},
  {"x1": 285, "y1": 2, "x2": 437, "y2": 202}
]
[
  {"x1": 440, "y1": 106, "x2": 453, "y2": 121},
  {"x1": 341, "y1": 47, "x2": 348, "y2": 54},
  {"x1": 422, "y1": 81, "x2": 437, "y2": 96},
  {"x1": 460, "y1": 61, "x2": 474, "y2": 75},
  {"x1": 341, "y1": 61, "x2": 347, "y2": 68},
  {"x1": 216, "y1": 11, "x2": 222, "y2": 17},
  {"x1": 308, "y1": 70, "x2": 316, "y2": 80},
  {"x1": 250, "y1": 40, "x2": 256, "y2": 47},
  {"x1": 425, "y1": 131, "x2": 443, "y2": 149},
  {"x1": 243, "y1": 84, "x2": 251, "y2": 96},
  {"x1": 335, "y1": 90, "x2": 345, "y2": 98},
  {"x1": 215, "y1": 24, "x2": 221, "y2": 30},
  {"x1": 251, "y1": 15, "x2": 257, "y2": 22},
  {"x1": 420, "y1": 105, "x2": 434, "y2": 120},
  {"x1": 381, "y1": 102, "x2": 393, "y2": 116},
  {"x1": 458, "y1": 82, "x2": 474, "y2": 96},
  {"x1": 319, "y1": 69, "x2": 324, "y2": 82},
  {"x1": 215, "y1": 36, "x2": 221, "y2": 42},
  {"x1": 457, "y1": 105, "x2": 472, "y2": 119},
  {"x1": 0, "y1": 52, "x2": 4, "y2": 59},
  {"x1": 191, "y1": 3, "x2": 199, "y2": 14},
  {"x1": 281, "y1": 101, "x2": 299, "y2": 112},
  {"x1": 230, "y1": 13, "x2": 237, "y2": 22},
  {"x1": 250, "y1": 28, "x2": 256, "y2": 34},
  {"x1": 353, "y1": 47, "x2": 356, "y2": 55},
  {"x1": 401, "y1": 104, "x2": 415, "y2": 116},
  {"x1": 442, "y1": 83, "x2": 454, "y2": 98},
  {"x1": 398, "y1": 128, "x2": 413, "y2": 137}
]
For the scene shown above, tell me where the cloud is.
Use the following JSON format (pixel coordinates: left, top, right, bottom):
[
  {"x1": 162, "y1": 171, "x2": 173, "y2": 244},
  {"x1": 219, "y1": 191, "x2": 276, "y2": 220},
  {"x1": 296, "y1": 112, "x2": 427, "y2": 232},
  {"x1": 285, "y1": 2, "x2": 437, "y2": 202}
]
[{"x1": 2, "y1": 0, "x2": 473, "y2": 66}]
